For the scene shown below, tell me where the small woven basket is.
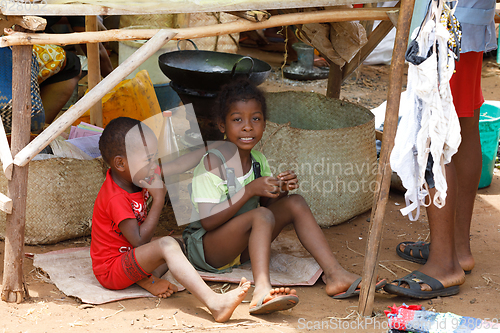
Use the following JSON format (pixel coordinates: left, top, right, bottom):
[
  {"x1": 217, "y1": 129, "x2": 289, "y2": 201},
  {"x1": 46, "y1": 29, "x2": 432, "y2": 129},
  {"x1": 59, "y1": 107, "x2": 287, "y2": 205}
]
[
  {"x1": 0, "y1": 158, "x2": 108, "y2": 245},
  {"x1": 258, "y1": 91, "x2": 376, "y2": 227}
]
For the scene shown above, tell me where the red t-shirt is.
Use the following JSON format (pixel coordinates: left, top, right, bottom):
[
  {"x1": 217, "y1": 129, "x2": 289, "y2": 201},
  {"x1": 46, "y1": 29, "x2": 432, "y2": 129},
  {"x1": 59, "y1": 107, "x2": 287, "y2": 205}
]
[{"x1": 90, "y1": 169, "x2": 150, "y2": 277}]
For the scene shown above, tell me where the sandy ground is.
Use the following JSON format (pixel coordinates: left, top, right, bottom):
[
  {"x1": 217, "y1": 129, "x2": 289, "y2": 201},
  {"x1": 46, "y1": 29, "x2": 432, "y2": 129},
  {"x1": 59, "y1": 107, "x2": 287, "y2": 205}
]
[{"x1": 1, "y1": 48, "x2": 500, "y2": 333}]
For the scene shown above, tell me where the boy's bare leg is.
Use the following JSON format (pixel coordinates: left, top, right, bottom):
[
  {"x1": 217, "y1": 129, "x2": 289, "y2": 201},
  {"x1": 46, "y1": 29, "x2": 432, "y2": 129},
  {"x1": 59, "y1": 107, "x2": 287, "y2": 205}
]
[
  {"x1": 135, "y1": 236, "x2": 251, "y2": 322},
  {"x1": 266, "y1": 194, "x2": 361, "y2": 296},
  {"x1": 453, "y1": 109, "x2": 481, "y2": 272},
  {"x1": 202, "y1": 207, "x2": 297, "y2": 308}
]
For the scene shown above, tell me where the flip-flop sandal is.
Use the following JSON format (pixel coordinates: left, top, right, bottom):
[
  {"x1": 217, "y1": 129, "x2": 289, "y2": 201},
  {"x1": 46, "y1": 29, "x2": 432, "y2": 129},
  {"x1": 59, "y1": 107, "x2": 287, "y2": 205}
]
[
  {"x1": 331, "y1": 277, "x2": 388, "y2": 299},
  {"x1": 383, "y1": 271, "x2": 460, "y2": 299},
  {"x1": 249, "y1": 293, "x2": 299, "y2": 315},
  {"x1": 396, "y1": 241, "x2": 429, "y2": 265},
  {"x1": 396, "y1": 241, "x2": 472, "y2": 274}
]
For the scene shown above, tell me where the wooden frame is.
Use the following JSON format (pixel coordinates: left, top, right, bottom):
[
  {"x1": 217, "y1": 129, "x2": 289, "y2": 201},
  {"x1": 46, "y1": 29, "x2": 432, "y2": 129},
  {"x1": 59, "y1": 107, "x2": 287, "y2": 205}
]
[{"x1": 0, "y1": 1, "x2": 415, "y2": 316}]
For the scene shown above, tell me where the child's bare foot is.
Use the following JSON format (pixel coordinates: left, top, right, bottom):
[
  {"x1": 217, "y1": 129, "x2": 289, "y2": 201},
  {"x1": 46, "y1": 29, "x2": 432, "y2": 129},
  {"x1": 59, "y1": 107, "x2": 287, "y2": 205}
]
[
  {"x1": 249, "y1": 286, "x2": 299, "y2": 314},
  {"x1": 136, "y1": 276, "x2": 178, "y2": 298},
  {"x1": 207, "y1": 277, "x2": 251, "y2": 323},
  {"x1": 322, "y1": 270, "x2": 361, "y2": 297}
]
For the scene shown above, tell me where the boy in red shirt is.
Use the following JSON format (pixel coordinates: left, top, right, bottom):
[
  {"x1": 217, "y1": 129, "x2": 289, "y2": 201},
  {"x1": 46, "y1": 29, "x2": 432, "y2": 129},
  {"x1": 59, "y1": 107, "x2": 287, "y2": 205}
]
[{"x1": 91, "y1": 116, "x2": 250, "y2": 322}]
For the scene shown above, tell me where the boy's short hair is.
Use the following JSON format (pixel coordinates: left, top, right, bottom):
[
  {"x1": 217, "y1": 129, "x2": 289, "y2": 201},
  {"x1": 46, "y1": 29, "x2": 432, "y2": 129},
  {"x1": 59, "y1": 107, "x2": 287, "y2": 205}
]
[{"x1": 99, "y1": 117, "x2": 142, "y2": 164}]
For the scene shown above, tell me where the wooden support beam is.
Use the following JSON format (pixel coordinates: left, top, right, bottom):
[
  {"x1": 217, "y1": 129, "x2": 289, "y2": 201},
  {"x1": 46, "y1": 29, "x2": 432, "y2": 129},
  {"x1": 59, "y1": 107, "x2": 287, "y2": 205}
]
[
  {"x1": 326, "y1": 63, "x2": 343, "y2": 99},
  {"x1": 13, "y1": 29, "x2": 177, "y2": 167},
  {"x1": 0, "y1": 14, "x2": 46, "y2": 31},
  {"x1": 85, "y1": 16, "x2": 103, "y2": 127},
  {"x1": 357, "y1": 0, "x2": 415, "y2": 317},
  {"x1": 1, "y1": 37, "x2": 32, "y2": 304},
  {"x1": 341, "y1": 20, "x2": 395, "y2": 82},
  {"x1": 0, "y1": 7, "x2": 393, "y2": 47},
  {"x1": 0, "y1": 192, "x2": 13, "y2": 214},
  {"x1": 0, "y1": 117, "x2": 13, "y2": 180}
]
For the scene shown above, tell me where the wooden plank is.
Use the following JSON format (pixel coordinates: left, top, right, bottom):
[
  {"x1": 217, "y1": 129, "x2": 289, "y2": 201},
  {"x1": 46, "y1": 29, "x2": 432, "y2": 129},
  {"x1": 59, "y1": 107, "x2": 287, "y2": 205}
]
[
  {"x1": 0, "y1": 192, "x2": 13, "y2": 214},
  {"x1": 0, "y1": 14, "x2": 46, "y2": 31},
  {"x1": 0, "y1": 7, "x2": 393, "y2": 47},
  {"x1": 357, "y1": 0, "x2": 415, "y2": 317},
  {"x1": 13, "y1": 29, "x2": 177, "y2": 167},
  {"x1": 1, "y1": 0, "x2": 381, "y2": 16},
  {"x1": 1, "y1": 39, "x2": 31, "y2": 304},
  {"x1": 85, "y1": 16, "x2": 103, "y2": 127}
]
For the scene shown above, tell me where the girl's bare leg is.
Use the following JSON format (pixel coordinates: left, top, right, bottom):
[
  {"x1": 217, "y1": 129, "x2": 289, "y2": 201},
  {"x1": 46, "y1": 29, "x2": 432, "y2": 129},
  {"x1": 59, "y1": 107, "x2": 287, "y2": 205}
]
[
  {"x1": 202, "y1": 207, "x2": 297, "y2": 308},
  {"x1": 134, "y1": 236, "x2": 251, "y2": 322},
  {"x1": 267, "y1": 194, "x2": 361, "y2": 296}
]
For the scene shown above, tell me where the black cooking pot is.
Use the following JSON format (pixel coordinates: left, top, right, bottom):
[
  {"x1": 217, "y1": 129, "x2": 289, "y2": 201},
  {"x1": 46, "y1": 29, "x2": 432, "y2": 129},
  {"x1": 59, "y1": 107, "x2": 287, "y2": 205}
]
[{"x1": 158, "y1": 41, "x2": 271, "y2": 92}]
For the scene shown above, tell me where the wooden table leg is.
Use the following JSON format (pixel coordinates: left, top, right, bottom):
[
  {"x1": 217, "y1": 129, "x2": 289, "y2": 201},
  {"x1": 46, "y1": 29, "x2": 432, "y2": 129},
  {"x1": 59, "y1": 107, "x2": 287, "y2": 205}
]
[
  {"x1": 326, "y1": 63, "x2": 342, "y2": 99},
  {"x1": 357, "y1": 0, "x2": 415, "y2": 317},
  {"x1": 1, "y1": 40, "x2": 32, "y2": 303},
  {"x1": 86, "y1": 15, "x2": 103, "y2": 127}
]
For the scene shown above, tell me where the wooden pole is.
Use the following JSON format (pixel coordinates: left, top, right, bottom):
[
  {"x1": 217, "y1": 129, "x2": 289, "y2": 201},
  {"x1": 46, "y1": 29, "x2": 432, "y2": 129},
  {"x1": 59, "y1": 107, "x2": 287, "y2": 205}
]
[
  {"x1": 326, "y1": 64, "x2": 343, "y2": 99},
  {"x1": 13, "y1": 29, "x2": 177, "y2": 167},
  {"x1": 0, "y1": 7, "x2": 394, "y2": 47},
  {"x1": 85, "y1": 16, "x2": 103, "y2": 127},
  {"x1": 357, "y1": 0, "x2": 415, "y2": 317},
  {"x1": 1, "y1": 36, "x2": 32, "y2": 303}
]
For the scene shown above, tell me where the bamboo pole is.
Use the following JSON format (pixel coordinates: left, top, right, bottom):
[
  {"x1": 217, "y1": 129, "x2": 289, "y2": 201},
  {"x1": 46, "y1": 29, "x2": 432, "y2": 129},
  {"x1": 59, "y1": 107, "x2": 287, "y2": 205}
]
[
  {"x1": 1, "y1": 39, "x2": 32, "y2": 304},
  {"x1": 357, "y1": 0, "x2": 415, "y2": 317},
  {"x1": 85, "y1": 16, "x2": 103, "y2": 127},
  {"x1": 13, "y1": 29, "x2": 177, "y2": 167},
  {"x1": 0, "y1": 7, "x2": 394, "y2": 47},
  {"x1": 0, "y1": 117, "x2": 13, "y2": 180}
]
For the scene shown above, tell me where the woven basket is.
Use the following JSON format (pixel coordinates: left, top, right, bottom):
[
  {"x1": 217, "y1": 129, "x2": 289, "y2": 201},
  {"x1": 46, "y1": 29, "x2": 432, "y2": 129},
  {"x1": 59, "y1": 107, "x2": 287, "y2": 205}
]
[
  {"x1": 258, "y1": 91, "x2": 376, "y2": 227},
  {"x1": 0, "y1": 158, "x2": 108, "y2": 245}
]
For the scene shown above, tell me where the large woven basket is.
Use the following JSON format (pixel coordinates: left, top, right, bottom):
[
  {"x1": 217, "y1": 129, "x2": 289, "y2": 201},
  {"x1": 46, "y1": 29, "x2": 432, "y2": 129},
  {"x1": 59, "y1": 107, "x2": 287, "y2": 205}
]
[
  {"x1": 0, "y1": 158, "x2": 107, "y2": 245},
  {"x1": 258, "y1": 91, "x2": 376, "y2": 227}
]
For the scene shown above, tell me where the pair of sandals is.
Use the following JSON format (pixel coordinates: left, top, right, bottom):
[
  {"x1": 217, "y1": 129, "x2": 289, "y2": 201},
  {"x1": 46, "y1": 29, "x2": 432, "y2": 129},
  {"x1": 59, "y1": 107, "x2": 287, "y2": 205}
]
[{"x1": 383, "y1": 241, "x2": 467, "y2": 299}]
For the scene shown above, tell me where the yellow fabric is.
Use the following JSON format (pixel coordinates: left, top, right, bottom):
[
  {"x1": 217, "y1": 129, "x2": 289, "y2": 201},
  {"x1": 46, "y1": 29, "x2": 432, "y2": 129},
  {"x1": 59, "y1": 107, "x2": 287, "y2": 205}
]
[
  {"x1": 74, "y1": 70, "x2": 162, "y2": 134},
  {"x1": 33, "y1": 44, "x2": 66, "y2": 83},
  {"x1": 217, "y1": 255, "x2": 241, "y2": 271}
]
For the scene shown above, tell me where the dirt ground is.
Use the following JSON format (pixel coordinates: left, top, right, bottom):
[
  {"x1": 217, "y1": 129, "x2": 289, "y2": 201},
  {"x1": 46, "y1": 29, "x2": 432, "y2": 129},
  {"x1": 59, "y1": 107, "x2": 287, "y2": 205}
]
[{"x1": 1, "y1": 47, "x2": 500, "y2": 333}]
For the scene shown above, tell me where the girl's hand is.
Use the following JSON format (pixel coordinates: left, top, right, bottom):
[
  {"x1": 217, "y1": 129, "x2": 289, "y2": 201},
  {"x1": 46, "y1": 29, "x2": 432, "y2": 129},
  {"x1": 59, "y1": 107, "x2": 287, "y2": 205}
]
[
  {"x1": 278, "y1": 170, "x2": 299, "y2": 191},
  {"x1": 139, "y1": 174, "x2": 167, "y2": 201},
  {"x1": 249, "y1": 176, "x2": 281, "y2": 198}
]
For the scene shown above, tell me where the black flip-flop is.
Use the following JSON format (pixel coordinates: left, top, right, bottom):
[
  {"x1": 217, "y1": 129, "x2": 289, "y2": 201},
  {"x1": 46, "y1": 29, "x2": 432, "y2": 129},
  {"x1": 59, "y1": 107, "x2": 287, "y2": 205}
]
[
  {"x1": 383, "y1": 271, "x2": 460, "y2": 299},
  {"x1": 331, "y1": 277, "x2": 387, "y2": 299},
  {"x1": 396, "y1": 241, "x2": 472, "y2": 274}
]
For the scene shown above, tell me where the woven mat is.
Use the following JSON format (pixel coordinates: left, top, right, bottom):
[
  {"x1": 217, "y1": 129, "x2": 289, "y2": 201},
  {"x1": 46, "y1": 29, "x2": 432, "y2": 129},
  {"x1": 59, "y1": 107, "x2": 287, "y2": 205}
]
[{"x1": 32, "y1": 233, "x2": 322, "y2": 305}]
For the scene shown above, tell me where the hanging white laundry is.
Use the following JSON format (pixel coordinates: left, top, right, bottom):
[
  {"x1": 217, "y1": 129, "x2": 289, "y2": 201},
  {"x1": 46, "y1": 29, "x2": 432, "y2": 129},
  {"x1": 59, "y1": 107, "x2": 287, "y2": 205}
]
[{"x1": 390, "y1": 0, "x2": 462, "y2": 220}]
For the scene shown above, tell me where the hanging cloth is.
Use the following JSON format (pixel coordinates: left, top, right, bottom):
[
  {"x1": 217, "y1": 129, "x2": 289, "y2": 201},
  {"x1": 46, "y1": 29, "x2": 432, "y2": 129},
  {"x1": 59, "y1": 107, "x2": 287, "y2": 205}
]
[{"x1": 390, "y1": 0, "x2": 462, "y2": 220}]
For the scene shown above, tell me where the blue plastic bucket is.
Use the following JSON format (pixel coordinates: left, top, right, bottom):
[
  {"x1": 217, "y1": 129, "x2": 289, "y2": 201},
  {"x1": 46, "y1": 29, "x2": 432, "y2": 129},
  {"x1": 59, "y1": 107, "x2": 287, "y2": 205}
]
[
  {"x1": 478, "y1": 101, "x2": 500, "y2": 188},
  {"x1": 154, "y1": 83, "x2": 181, "y2": 112}
]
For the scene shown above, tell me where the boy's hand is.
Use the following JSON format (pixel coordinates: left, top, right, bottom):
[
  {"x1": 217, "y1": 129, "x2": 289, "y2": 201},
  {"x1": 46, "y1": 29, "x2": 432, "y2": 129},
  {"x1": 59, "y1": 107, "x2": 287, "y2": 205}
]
[
  {"x1": 249, "y1": 176, "x2": 281, "y2": 198},
  {"x1": 278, "y1": 170, "x2": 299, "y2": 191},
  {"x1": 139, "y1": 174, "x2": 167, "y2": 201}
]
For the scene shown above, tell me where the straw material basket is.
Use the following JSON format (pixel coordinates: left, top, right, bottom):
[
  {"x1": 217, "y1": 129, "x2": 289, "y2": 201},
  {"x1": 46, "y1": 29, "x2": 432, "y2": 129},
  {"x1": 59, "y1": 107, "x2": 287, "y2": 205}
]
[
  {"x1": 0, "y1": 158, "x2": 108, "y2": 245},
  {"x1": 257, "y1": 91, "x2": 376, "y2": 227}
]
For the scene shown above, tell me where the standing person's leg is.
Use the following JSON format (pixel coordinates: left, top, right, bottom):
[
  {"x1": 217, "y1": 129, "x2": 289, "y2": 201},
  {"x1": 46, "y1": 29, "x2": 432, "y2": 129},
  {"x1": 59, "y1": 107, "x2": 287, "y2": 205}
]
[
  {"x1": 385, "y1": 162, "x2": 465, "y2": 297},
  {"x1": 452, "y1": 110, "x2": 481, "y2": 273},
  {"x1": 134, "y1": 236, "x2": 251, "y2": 323}
]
